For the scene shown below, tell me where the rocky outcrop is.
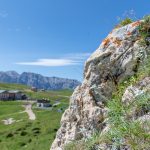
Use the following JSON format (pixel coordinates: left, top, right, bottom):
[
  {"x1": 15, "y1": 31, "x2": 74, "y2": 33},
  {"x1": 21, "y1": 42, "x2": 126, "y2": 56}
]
[
  {"x1": 0, "y1": 71, "x2": 80, "y2": 90},
  {"x1": 51, "y1": 21, "x2": 149, "y2": 150},
  {"x1": 97, "y1": 76, "x2": 150, "y2": 150},
  {"x1": 122, "y1": 76, "x2": 150, "y2": 121}
]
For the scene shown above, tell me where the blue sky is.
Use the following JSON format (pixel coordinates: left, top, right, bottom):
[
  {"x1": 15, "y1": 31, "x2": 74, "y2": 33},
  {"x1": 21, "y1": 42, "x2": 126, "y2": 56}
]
[{"x1": 0, "y1": 0, "x2": 149, "y2": 81}]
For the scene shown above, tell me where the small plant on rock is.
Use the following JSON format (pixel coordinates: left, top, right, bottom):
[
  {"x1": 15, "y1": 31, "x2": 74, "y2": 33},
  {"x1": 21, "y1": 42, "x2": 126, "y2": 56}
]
[
  {"x1": 116, "y1": 10, "x2": 136, "y2": 28},
  {"x1": 138, "y1": 15, "x2": 150, "y2": 46},
  {"x1": 119, "y1": 17, "x2": 133, "y2": 27}
]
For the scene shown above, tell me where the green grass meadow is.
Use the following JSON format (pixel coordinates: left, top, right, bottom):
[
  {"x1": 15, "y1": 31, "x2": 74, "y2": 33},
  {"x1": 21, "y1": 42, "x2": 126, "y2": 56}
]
[{"x1": 0, "y1": 83, "x2": 72, "y2": 150}]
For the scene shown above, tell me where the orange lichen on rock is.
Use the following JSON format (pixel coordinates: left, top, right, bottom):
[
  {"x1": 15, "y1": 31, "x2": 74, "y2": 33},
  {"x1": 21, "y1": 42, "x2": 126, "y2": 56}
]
[
  {"x1": 131, "y1": 21, "x2": 141, "y2": 27},
  {"x1": 109, "y1": 31, "x2": 113, "y2": 34},
  {"x1": 127, "y1": 31, "x2": 132, "y2": 36},
  {"x1": 102, "y1": 38, "x2": 110, "y2": 48},
  {"x1": 113, "y1": 38, "x2": 122, "y2": 47}
]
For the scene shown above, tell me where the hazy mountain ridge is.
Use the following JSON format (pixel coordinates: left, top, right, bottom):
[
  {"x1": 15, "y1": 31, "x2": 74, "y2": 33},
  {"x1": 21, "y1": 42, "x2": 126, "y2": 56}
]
[{"x1": 0, "y1": 71, "x2": 81, "y2": 90}]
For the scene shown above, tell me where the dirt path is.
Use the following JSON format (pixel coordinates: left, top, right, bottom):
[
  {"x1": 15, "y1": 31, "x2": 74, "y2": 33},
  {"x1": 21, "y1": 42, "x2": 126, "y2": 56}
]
[
  {"x1": 24, "y1": 104, "x2": 36, "y2": 120},
  {"x1": 1, "y1": 103, "x2": 36, "y2": 125}
]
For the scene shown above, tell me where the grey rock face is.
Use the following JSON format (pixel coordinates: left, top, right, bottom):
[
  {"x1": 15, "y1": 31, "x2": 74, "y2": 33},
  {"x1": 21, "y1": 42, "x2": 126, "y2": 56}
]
[
  {"x1": 122, "y1": 77, "x2": 150, "y2": 119},
  {"x1": 51, "y1": 21, "x2": 149, "y2": 150},
  {"x1": 0, "y1": 71, "x2": 80, "y2": 90}
]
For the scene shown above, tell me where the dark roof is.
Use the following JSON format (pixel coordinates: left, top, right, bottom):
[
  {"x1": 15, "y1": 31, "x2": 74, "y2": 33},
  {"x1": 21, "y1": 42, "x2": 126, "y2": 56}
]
[{"x1": 37, "y1": 100, "x2": 50, "y2": 103}]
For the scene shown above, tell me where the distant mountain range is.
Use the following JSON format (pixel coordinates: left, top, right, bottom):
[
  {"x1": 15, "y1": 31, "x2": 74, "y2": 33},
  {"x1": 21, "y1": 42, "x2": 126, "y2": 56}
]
[{"x1": 0, "y1": 71, "x2": 81, "y2": 90}]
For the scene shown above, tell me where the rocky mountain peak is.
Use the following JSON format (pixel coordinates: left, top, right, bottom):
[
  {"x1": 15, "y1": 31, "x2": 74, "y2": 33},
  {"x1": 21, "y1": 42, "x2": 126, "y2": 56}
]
[
  {"x1": 5, "y1": 71, "x2": 20, "y2": 77},
  {"x1": 51, "y1": 20, "x2": 150, "y2": 150},
  {"x1": 0, "y1": 71, "x2": 80, "y2": 90}
]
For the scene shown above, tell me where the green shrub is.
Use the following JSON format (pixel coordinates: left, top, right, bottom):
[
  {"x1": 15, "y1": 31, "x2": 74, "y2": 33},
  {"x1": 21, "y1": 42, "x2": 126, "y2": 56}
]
[
  {"x1": 19, "y1": 142, "x2": 26, "y2": 147},
  {"x1": 20, "y1": 131, "x2": 28, "y2": 136},
  {"x1": 119, "y1": 17, "x2": 133, "y2": 27},
  {"x1": 6, "y1": 133, "x2": 14, "y2": 138},
  {"x1": 138, "y1": 15, "x2": 150, "y2": 46},
  {"x1": 28, "y1": 138, "x2": 32, "y2": 143},
  {"x1": 115, "y1": 17, "x2": 133, "y2": 28}
]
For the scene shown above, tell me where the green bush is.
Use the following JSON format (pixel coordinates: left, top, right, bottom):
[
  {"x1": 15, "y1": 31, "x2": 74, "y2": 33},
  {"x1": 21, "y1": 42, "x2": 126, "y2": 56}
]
[
  {"x1": 20, "y1": 131, "x2": 28, "y2": 136},
  {"x1": 6, "y1": 133, "x2": 14, "y2": 138},
  {"x1": 119, "y1": 17, "x2": 133, "y2": 27},
  {"x1": 138, "y1": 15, "x2": 150, "y2": 46},
  {"x1": 19, "y1": 142, "x2": 26, "y2": 147}
]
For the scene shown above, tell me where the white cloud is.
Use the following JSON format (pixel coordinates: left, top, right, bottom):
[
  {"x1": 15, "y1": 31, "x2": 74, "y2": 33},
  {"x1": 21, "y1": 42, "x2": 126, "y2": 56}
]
[
  {"x1": 0, "y1": 11, "x2": 8, "y2": 18},
  {"x1": 16, "y1": 53, "x2": 91, "y2": 67},
  {"x1": 16, "y1": 58, "x2": 80, "y2": 67}
]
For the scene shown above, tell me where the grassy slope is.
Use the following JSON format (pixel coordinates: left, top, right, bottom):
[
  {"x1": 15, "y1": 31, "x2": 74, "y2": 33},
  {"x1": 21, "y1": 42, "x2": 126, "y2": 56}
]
[
  {"x1": 0, "y1": 83, "x2": 73, "y2": 150},
  {"x1": 0, "y1": 83, "x2": 28, "y2": 90},
  {"x1": 0, "y1": 106, "x2": 62, "y2": 150}
]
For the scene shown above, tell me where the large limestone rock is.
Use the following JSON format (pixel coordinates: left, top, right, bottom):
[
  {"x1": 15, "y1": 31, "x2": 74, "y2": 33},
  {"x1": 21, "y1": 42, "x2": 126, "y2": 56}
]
[{"x1": 51, "y1": 21, "x2": 148, "y2": 150}]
